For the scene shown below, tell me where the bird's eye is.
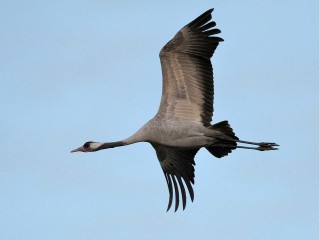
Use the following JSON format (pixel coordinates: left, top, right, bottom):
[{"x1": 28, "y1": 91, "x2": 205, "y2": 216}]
[{"x1": 83, "y1": 142, "x2": 90, "y2": 148}]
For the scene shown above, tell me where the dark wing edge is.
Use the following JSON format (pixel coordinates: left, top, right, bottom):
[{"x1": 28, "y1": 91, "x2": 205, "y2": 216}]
[
  {"x1": 152, "y1": 144, "x2": 199, "y2": 212},
  {"x1": 160, "y1": 8, "x2": 223, "y2": 60}
]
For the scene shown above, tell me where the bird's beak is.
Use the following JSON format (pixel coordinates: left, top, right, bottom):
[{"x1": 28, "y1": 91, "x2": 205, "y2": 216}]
[{"x1": 70, "y1": 146, "x2": 84, "y2": 153}]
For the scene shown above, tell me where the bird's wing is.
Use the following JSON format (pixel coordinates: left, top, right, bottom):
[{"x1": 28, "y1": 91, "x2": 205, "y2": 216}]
[
  {"x1": 157, "y1": 9, "x2": 223, "y2": 126},
  {"x1": 152, "y1": 144, "x2": 199, "y2": 211}
]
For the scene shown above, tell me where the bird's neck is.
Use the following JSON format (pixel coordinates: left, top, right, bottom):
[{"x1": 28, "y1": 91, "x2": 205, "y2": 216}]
[
  {"x1": 95, "y1": 141, "x2": 125, "y2": 151},
  {"x1": 94, "y1": 126, "x2": 149, "y2": 151}
]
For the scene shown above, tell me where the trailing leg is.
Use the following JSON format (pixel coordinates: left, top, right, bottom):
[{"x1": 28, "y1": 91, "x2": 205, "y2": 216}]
[
  {"x1": 205, "y1": 120, "x2": 279, "y2": 158},
  {"x1": 214, "y1": 143, "x2": 278, "y2": 151}
]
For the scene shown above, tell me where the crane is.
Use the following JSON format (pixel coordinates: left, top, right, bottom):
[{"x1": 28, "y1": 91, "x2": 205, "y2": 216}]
[{"x1": 71, "y1": 9, "x2": 278, "y2": 212}]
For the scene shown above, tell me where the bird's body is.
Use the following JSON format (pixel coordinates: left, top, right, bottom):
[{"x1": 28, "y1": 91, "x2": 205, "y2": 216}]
[
  {"x1": 71, "y1": 9, "x2": 278, "y2": 211},
  {"x1": 125, "y1": 118, "x2": 217, "y2": 148}
]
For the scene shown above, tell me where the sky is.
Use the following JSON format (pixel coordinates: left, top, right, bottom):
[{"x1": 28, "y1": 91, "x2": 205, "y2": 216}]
[{"x1": 0, "y1": 0, "x2": 318, "y2": 239}]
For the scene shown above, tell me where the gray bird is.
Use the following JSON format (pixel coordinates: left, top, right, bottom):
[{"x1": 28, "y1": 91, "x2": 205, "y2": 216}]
[{"x1": 71, "y1": 9, "x2": 278, "y2": 212}]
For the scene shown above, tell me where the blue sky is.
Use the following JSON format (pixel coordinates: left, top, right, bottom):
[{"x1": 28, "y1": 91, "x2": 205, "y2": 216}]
[{"x1": 0, "y1": 0, "x2": 318, "y2": 239}]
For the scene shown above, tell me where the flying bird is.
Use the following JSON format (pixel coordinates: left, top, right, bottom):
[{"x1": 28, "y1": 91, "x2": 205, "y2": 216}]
[{"x1": 71, "y1": 9, "x2": 278, "y2": 211}]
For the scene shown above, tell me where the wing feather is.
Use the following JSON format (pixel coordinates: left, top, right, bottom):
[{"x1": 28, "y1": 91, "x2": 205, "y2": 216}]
[
  {"x1": 171, "y1": 175, "x2": 180, "y2": 212},
  {"x1": 165, "y1": 172, "x2": 173, "y2": 211},
  {"x1": 177, "y1": 176, "x2": 187, "y2": 210}
]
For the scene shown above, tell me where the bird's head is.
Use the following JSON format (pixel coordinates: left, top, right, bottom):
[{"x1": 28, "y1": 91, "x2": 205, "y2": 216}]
[{"x1": 71, "y1": 141, "x2": 100, "y2": 153}]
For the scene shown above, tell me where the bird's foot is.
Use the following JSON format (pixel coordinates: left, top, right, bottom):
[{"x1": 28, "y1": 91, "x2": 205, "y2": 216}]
[{"x1": 257, "y1": 142, "x2": 279, "y2": 151}]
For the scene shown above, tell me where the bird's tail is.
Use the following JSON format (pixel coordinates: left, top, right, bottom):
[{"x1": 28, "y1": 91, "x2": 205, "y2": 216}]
[{"x1": 206, "y1": 121, "x2": 239, "y2": 158}]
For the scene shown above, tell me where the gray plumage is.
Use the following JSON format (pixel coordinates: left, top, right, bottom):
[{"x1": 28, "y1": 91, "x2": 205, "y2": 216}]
[{"x1": 71, "y1": 9, "x2": 278, "y2": 212}]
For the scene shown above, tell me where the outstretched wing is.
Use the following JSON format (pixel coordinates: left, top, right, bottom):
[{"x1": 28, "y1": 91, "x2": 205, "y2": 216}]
[
  {"x1": 152, "y1": 144, "x2": 199, "y2": 211},
  {"x1": 157, "y1": 9, "x2": 223, "y2": 126}
]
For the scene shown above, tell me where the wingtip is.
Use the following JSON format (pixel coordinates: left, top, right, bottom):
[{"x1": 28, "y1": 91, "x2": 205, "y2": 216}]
[
  {"x1": 204, "y1": 8, "x2": 214, "y2": 16},
  {"x1": 166, "y1": 199, "x2": 172, "y2": 212},
  {"x1": 217, "y1": 37, "x2": 224, "y2": 42}
]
